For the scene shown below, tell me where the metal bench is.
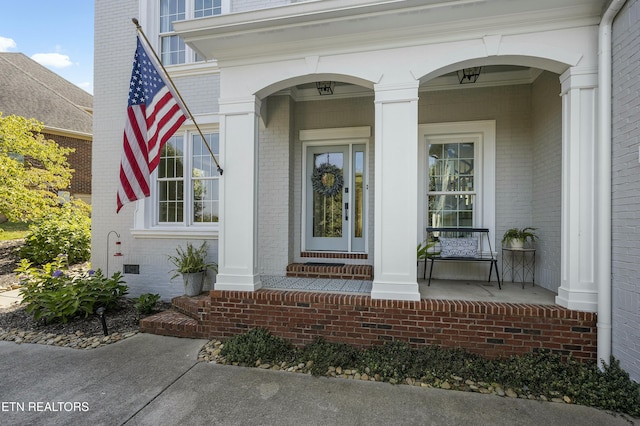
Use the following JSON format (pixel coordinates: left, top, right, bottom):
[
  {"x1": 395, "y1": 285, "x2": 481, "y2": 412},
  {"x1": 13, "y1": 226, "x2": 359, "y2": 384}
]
[{"x1": 424, "y1": 227, "x2": 501, "y2": 289}]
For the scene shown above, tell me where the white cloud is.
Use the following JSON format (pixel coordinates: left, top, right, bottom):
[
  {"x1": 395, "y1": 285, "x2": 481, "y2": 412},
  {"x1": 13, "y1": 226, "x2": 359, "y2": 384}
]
[
  {"x1": 0, "y1": 36, "x2": 17, "y2": 52},
  {"x1": 31, "y1": 52, "x2": 73, "y2": 68}
]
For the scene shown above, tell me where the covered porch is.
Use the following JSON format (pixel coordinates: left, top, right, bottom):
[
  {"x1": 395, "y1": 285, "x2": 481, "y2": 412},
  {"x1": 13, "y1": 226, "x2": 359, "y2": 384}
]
[{"x1": 261, "y1": 275, "x2": 556, "y2": 305}]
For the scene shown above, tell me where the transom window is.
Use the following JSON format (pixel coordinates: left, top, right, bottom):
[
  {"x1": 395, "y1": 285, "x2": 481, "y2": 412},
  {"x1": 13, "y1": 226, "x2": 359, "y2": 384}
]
[
  {"x1": 159, "y1": 0, "x2": 222, "y2": 65},
  {"x1": 427, "y1": 138, "x2": 476, "y2": 228},
  {"x1": 157, "y1": 132, "x2": 220, "y2": 224}
]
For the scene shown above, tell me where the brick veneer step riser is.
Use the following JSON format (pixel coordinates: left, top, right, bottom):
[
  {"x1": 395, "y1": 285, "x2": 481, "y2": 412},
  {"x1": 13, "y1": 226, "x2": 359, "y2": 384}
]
[{"x1": 286, "y1": 263, "x2": 373, "y2": 280}]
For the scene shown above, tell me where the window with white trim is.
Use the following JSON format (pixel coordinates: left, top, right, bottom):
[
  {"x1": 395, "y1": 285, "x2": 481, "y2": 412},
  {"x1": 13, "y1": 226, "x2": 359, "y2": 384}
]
[
  {"x1": 427, "y1": 138, "x2": 476, "y2": 228},
  {"x1": 157, "y1": 131, "x2": 220, "y2": 224},
  {"x1": 418, "y1": 121, "x2": 496, "y2": 247},
  {"x1": 159, "y1": 0, "x2": 222, "y2": 65}
]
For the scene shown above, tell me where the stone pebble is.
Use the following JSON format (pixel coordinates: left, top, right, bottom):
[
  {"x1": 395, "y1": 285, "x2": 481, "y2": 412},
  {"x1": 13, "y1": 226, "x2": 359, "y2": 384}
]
[
  {"x1": 195, "y1": 340, "x2": 575, "y2": 405},
  {"x1": 0, "y1": 327, "x2": 138, "y2": 349}
]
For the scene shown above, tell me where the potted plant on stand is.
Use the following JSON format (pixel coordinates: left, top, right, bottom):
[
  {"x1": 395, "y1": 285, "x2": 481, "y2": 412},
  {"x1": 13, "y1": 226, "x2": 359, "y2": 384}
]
[
  {"x1": 168, "y1": 241, "x2": 217, "y2": 296},
  {"x1": 501, "y1": 227, "x2": 537, "y2": 249}
]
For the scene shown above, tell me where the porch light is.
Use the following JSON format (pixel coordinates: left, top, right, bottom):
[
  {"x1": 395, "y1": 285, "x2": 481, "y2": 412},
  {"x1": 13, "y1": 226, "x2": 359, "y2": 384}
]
[
  {"x1": 316, "y1": 81, "x2": 334, "y2": 95},
  {"x1": 457, "y1": 67, "x2": 482, "y2": 84}
]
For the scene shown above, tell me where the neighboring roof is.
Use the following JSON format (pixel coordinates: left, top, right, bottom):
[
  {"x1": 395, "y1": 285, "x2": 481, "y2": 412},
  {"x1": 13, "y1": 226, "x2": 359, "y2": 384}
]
[{"x1": 0, "y1": 52, "x2": 93, "y2": 135}]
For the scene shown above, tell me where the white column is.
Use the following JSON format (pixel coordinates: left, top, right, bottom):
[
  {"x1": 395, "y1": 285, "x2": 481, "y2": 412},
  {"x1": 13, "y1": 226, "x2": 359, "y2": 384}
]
[
  {"x1": 371, "y1": 81, "x2": 421, "y2": 301},
  {"x1": 215, "y1": 97, "x2": 262, "y2": 291},
  {"x1": 556, "y1": 68, "x2": 598, "y2": 312}
]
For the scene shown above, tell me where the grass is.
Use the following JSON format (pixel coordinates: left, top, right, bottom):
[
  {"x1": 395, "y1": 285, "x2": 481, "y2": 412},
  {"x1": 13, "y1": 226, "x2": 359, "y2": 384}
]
[{"x1": 0, "y1": 221, "x2": 30, "y2": 241}]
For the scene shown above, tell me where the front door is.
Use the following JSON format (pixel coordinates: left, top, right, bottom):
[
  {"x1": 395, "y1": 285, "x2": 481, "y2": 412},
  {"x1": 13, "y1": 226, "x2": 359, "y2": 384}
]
[{"x1": 305, "y1": 144, "x2": 366, "y2": 252}]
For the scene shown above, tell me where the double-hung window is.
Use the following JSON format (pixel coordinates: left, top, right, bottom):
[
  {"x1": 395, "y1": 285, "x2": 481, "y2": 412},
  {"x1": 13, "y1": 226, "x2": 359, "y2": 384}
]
[
  {"x1": 157, "y1": 131, "x2": 220, "y2": 225},
  {"x1": 159, "y1": 0, "x2": 222, "y2": 65},
  {"x1": 427, "y1": 138, "x2": 476, "y2": 228}
]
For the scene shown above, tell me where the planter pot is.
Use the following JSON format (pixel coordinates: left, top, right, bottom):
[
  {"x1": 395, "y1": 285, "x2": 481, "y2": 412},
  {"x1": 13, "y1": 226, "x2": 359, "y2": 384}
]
[
  {"x1": 509, "y1": 239, "x2": 525, "y2": 249},
  {"x1": 182, "y1": 271, "x2": 205, "y2": 296}
]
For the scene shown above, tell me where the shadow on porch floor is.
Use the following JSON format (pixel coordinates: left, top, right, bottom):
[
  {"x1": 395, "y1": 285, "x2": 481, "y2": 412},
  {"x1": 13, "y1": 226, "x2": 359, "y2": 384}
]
[{"x1": 260, "y1": 275, "x2": 556, "y2": 305}]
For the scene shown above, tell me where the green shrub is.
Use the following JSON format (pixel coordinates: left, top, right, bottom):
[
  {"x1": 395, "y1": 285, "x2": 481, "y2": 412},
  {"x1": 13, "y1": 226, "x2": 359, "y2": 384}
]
[
  {"x1": 19, "y1": 204, "x2": 91, "y2": 265},
  {"x1": 133, "y1": 293, "x2": 161, "y2": 314},
  {"x1": 216, "y1": 329, "x2": 640, "y2": 417},
  {"x1": 300, "y1": 338, "x2": 361, "y2": 376},
  {"x1": 16, "y1": 259, "x2": 128, "y2": 324},
  {"x1": 220, "y1": 328, "x2": 295, "y2": 366}
]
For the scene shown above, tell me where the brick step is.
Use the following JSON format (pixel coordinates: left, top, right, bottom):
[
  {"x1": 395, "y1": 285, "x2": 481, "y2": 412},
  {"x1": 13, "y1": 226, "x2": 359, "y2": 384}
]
[
  {"x1": 139, "y1": 309, "x2": 205, "y2": 338},
  {"x1": 171, "y1": 294, "x2": 210, "y2": 321},
  {"x1": 286, "y1": 263, "x2": 373, "y2": 280}
]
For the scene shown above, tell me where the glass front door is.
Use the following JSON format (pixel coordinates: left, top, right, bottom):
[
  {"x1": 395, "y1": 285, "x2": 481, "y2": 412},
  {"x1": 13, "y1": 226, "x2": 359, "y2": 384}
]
[{"x1": 305, "y1": 144, "x2": 366, "y2": 252}]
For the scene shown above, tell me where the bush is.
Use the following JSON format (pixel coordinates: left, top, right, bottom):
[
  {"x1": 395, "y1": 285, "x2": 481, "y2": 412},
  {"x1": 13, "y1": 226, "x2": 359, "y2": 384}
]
[
  {"x1": 220, "y1": 328, "x2": 295, "y2": 366},
  {"x1": 133, "y1": 293, "x2": 161, "y2": 314},
  {"x1": 216, "y1": 329, "x2": 640, "y2": 417},
  {"x1": 16, "y1": 258, "x2": 128, "y2": 324},
  {"x1": 19, "y1": 203, "x2": 91, "y2": 265},
  {"x1": 299, "y1": 338, "x2": 361, "y2": 376}
]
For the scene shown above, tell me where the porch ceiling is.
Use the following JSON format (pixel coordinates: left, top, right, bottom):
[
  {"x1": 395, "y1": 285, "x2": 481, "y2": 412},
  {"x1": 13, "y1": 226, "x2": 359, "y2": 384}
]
[{"x1": 173, "y1": 0, "x2": 606, "y2": 64}]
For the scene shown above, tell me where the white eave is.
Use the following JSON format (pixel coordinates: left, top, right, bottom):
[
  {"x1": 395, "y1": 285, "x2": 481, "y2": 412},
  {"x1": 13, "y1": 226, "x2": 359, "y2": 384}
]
[{"x1": 173, "y1": 0, "x2": 606, "y2": 64}]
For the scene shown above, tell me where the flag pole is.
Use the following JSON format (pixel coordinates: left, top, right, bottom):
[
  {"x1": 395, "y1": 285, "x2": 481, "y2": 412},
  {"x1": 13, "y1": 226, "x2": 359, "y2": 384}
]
[{"x1": 132, "y1": 18, "x2": 223, "y2": 175}]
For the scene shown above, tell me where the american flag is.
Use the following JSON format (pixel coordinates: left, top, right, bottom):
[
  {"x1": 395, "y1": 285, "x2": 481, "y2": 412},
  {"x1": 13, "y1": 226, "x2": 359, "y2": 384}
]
[{"x1": 116, "y1": 35, "x2": 187, "y2": 213}]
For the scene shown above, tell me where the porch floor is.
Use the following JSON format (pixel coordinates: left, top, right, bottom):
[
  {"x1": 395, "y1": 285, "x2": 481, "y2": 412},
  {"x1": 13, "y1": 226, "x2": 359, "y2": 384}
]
[{"x1": 261, "y1": 275, "x2": 556, "y2": 305}]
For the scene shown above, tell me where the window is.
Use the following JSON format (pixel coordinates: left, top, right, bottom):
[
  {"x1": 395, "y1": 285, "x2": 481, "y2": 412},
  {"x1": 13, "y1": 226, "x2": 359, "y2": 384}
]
[
  {"x1": 418, "y1": 121, "x2": 496, "y2": 247},
  {"x1": 157, "y1": 132, "x2": 219, "y2": 225},
  {"x1": 428, "y1": 139, "x2": 475, "y2": 228},
  {"x1": 159, "y1": 0, "x2": 222, "y2": 65}
]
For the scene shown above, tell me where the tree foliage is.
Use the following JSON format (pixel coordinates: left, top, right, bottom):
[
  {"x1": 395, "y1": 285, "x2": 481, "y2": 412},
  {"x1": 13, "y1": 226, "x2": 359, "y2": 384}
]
[{"x1": 0, "y1": 113, "x2": 74, "y2": 222}]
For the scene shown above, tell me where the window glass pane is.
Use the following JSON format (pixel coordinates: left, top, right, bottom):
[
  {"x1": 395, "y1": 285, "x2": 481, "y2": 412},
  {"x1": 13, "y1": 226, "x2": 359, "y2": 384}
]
[
  {"x1": 161, "y1": 35, "x2": 185, "y2": 65},
  {"x1": 195, "y1": 0, "x2": 221, "y2": 17},
  {"x1": 160, "y1": 0, "x2": 185, "y2": 32},
  {"x1": 159, "y1": 137, "x2": 183, "y2": 178},
  {"x1": 354, "y1": 150, "x2": 364, "y2": 238},
  {"x1": 192, "y1": 134, "x2": 219, "y2": 177},
  {"x1": 159, "y1": 181, "x2": 184, "y2": 223},
  {"x1": 191, "y1": 133, "x2": 219, "y2": 223},
  {"x1": 427, "y1": 141, "x2": 475, "y2": 228},
  {"x1": 193, "y1": 179, "x2": 219, "y2": 222}
]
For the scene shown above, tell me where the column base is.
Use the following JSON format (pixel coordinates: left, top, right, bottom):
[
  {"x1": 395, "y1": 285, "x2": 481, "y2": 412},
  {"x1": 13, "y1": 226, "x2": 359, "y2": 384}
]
[
  {"x1": 215, "y1": 273, "x2": 262, "y2": 292},
  {"x1": 371, "y1": 280, "x2": 421, "y2": 301},
  {"x1": 555, "y1": 286, "x2": 597, "y2": 312}
]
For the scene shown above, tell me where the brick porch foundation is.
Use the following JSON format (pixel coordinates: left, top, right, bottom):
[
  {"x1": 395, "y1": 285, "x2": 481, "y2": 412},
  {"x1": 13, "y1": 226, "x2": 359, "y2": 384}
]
[{"x1": 141, "y1": 289, "x2": 597, "y2": 362}]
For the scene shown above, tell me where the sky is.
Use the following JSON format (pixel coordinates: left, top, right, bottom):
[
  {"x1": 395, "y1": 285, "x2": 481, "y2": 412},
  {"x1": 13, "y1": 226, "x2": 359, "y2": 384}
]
[{"x1": 0, "y1": 1, "x2": 94, "y2": 94}]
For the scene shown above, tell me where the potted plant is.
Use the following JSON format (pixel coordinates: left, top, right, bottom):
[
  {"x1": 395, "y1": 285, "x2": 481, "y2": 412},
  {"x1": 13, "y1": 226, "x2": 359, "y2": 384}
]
[
  {"x1": 501, "y1": 227, "x2": 537, "y2": 249},
  {"x1": 168, "y1": 241, "x2": 217, "y2": 296}
]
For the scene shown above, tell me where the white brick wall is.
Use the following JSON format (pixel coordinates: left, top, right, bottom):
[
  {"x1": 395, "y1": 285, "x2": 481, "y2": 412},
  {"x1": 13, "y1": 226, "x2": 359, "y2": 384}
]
[
  {"x1": 258, "y1": 96, "x2": 294, "y2": 274},
  {"x1": 419, "y1": 84, "x2": 564, "y2": 289},
  {"x1": 611, "y1": 0, "x2": 640, "y2": 382},
  {"x1": 531, "y1": 72, "x2": 562, "y2": 292},
  {"x1": 94, "y1": 0, "x2": 219, "y2": 300}
]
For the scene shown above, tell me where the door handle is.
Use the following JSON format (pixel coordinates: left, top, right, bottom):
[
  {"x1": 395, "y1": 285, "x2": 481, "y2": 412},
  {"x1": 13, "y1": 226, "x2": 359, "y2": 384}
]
[{"x1": 345, "y1": 202, "x2": 349, "y2": 221}]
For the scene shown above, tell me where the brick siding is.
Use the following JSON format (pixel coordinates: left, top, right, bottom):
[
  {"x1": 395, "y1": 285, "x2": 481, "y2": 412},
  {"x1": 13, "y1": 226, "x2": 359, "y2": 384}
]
[
  {"x1": 611, "y1": 0, "x2": 640, "y2": 382},
  {"x1": 42, "y1": 132, "x2": 91, "y2": 196}
]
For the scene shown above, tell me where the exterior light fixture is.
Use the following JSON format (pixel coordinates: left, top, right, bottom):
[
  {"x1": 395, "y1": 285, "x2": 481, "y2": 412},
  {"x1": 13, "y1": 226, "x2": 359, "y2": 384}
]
[
  {"x1": 316, "y1": 81, "x2": 335, "y2": 95},
  {"x1": 457, "y1": 67, "x2": 482, "y2": 84}
]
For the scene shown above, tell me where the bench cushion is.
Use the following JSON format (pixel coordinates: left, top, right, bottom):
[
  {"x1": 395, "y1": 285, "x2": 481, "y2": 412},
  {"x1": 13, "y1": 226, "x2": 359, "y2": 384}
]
[{"x1": 439, "y1": 237, "x2": 478, "y2": 258}]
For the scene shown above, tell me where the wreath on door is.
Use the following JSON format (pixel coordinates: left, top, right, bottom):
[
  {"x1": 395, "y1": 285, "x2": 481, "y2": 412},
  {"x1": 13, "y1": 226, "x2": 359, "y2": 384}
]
[{"x1": 311, "y1": 163, "x2": 344, "y2": 197}]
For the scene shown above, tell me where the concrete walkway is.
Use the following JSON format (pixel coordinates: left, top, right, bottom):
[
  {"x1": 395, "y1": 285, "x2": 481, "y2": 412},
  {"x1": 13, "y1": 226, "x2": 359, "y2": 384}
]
[
  {"x1": 0, "y1": 334, "x2": 636, "y2": 426},
  {"x1": 0, "y1": 288, "x2": 22, "y2": 309}
]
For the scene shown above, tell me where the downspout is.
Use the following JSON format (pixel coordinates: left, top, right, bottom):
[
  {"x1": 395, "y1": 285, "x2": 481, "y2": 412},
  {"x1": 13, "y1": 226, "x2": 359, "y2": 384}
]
[{"x1": 597, "y1": 0, "x2": 627, "y2": 370}]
